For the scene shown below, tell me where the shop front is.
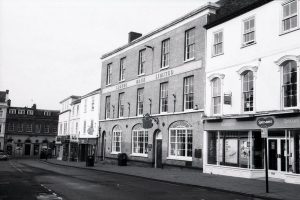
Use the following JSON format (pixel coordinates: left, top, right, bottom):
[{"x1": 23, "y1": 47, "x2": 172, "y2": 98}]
[
  {"x1": 78, "y1": 138, "x2": 97, "y2": 161},
  {"x1": 203, "y1": 112, "x2": 300, "y2": 184}
]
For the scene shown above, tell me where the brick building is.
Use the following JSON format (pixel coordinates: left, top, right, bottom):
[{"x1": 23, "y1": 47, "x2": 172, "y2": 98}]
[
  {"x1": 99, "y1": 3, "x2": 219, "y2": 168},
  {"x1": 5, "y1": 104, "x2": 59, "y2": 157}
]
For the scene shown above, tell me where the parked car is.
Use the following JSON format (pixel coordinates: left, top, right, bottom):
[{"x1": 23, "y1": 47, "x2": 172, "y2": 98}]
[{"x1": 0, "y1": 152, "x2": 9, "y2": 161}]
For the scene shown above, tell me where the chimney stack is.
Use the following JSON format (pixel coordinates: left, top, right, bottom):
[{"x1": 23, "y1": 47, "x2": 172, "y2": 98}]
[
  {"x1": 128, "y1": 32, "x2": 142, "y2": 43},
  {"x1": 32, "y1": 104, "x2": 37, "y2": 109},
  {"x1": 7, "y1": 99, "x2": 11, "y2": 107}
]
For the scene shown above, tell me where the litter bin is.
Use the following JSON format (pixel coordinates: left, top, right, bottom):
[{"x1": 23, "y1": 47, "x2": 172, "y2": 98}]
[
  {"x1": 86, "y1": 155, "x2": 95, "y2": 167},
  {"x1": 117, "y1": 153, "x2": 127, "y2": 166}
]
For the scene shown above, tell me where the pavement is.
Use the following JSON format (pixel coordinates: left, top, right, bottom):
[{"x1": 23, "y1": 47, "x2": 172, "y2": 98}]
[{"x1": 42, "y1": 158, "x2": 300, "y2": 200}]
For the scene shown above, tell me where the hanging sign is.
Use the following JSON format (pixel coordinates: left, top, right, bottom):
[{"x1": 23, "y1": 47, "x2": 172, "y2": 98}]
[{"x1": 257, "y1": 117, "x2": 274, "y2": 128}]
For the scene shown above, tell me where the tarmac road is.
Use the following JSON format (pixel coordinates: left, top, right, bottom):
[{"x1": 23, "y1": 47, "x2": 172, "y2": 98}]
[{"x1": 0, "y1": 160, "x2": 263, "y2": 200}]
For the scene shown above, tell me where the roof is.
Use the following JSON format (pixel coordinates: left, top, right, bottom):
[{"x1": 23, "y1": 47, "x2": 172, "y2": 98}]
[
  {"x1": 80, "y1": 88, "x2": 101, "y2": 99},
  {"x1": 0, "y1": 91, "x2": 7, "y2": 103},
  {"x1": 59, "y1": 95, "x2": 80, "y2": 104},
  {"x1": 101, "y1": 2, "x2": 219, "y2": 60},
  {"x1": 205, "y1": 0, "x2": 273, "y2": 29}
]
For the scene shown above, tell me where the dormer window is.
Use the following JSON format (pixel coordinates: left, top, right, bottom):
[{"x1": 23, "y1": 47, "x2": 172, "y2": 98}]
[
  {"x1": 44, "y1": 111, "x2": 51, "y2": 116},
  {"x1": 18, "y1": 109, "x2": 25, "y2": 114},
  {"x1": 27, "y1": 110, "x2": 33, "y2": 115}
]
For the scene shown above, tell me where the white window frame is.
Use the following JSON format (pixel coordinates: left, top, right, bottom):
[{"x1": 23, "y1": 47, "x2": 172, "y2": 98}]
[
  {"x1": 138, "y1": 49, "x2": 146, "y2": 76},
  {"x1": 184, "y1": 28, "x2": 195, "y2": 61},
  {"x1": 91, "y1": 96, "x2": 95, "y2": 111},
  {"x1": 137, "y1": 88, "x2": 144, "y2": 116},
  {"x1": 281, "y1": 60, "x2": 298, "y2": 109},
  {"x1": 27, "y1": 110, "x2": 34, "y2": 115},
  {"x1": 44, "y1": 125, "x2": 50, "y2": 133},
  {"x1": 84, "y1": 99, "x2": 87, "y2": 113},
  {"x1": 106, "y1": 63, "x2": 112, "y2": 86},
  {"x1": 112, "y1": 129, "x2": 122, "y2": 154},
  {"x1": 212, "y1": 30, "x2": 223, "y2": 56},
  {"x1": 242, "y1": 71, "x2": 255, "y2": 113},
  {"x1": 17, "y1": 123, "x2": 23, "y2": 132},
  {"x1": 161, "y1": 39, "x2": 170, "y2": 68},
  {"x1": 184, "y1": 76, "x2": 194, "y2": 111},
  {"x1": 281, "y1": 0, "x2": 299, "y2": 34},
  {"x1": 83, "y1": 121, "x2": 86, "y2": 134},
  {"x1": 160, "y1": 82, "x2": 168, "y2": 113},
  {"x1": 211, "y1": 78, "x2": 222, "y2": 115},
  {"x1": 119, "y1": 57, "x2": 126, "y2": 81},
  {"x1": 105, "y1": 96, "x2": 111, "y2": 119},
  {"x1": 118, "y1": 93, "x2": 125, "y2": 118},
  {"x1": 26, "y1": 124, "x2": 32, "y2": 132},
  {"x1": 168, "y1": 127, "x2": 193, "y2": 161},
  {"x1": 132, "y1": 129, "x2": 148, "y2": 157},
  {"x1": 9, "y1": 109, "x2": 16, "y2": 114},
  {"x1": 242, "y1": 16, "x2": 255, "y2": 46},
  {"x1": 18, "y1": 109, "x2": 25, "y2": 115}
]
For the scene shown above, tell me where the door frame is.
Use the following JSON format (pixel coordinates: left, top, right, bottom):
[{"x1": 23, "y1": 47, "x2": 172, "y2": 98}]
[
  {"x1": 153, "y1": 129, "x2": 162, "y2": 168},
  {"x1": 267, "y1": 137, "x2": 289, "y2": 179}
]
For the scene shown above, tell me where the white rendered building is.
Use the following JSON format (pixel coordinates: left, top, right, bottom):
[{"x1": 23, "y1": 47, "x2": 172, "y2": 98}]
[{"x1": 203, "y1": 0, "x2": 300, "y2": 184}]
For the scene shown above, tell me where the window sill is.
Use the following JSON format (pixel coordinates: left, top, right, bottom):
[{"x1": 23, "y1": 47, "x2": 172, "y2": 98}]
[
  {"x1": 106, "y1": 84, "x2": 111, "y2": 87},
  {"x1": 160, "y1": 66, "x2": 169, "y2": 70},
  {"x1": 111, "y1": 151, "x2": 121, "y2": 155},
  {"x1": 212, "y1": 53, "x2": 224, "y2": 58},
  {"x1": 184, "y1": 58, "x2": 195, "y2": 63},
  {"x1": 130, "y1": 153, "x2": 148, "y2": 158},
  {"x1": 119, "y1": 79, "x2": 125, "y2": 83},
  {"x1": 137, "y1": 73, "x2": 145, "y2": 77},
  {"x1": 241, "y1": 41, "x2": 256, "y2": 49},
  {"x1": 166, "y1": 156, "x2": 192, "y2": 161},
  {"x1": 279, "y1": 27, "x2": 300, "y2": 36}
]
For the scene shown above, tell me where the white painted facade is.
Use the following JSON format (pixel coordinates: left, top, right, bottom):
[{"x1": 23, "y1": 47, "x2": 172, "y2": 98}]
[
  {"x1": 205, "y1": 0, "x2": 300, "y2": 116},
  {"x1": 78, "y1": 90, "x2": 100, "y2": 140},
  {"x1": 204, "y1": 0, "x2": 300, "y2": 184}
]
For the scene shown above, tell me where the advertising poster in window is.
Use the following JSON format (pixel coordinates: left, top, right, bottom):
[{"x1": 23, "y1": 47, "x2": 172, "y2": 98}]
[
  {"x1": 218, "y1": 138, "x2": 223, "y2": 162},
  {"x1": 225, "y1": 139, "x2": 238, "y2": 164},
  {"x1": 239, "y1": 138, "x2": 249, "y2": 166}
]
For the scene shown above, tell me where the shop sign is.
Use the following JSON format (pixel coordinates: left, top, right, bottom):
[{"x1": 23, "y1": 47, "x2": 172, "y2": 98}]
[
  {"x1": 261, "y1": 128, "x2": 268, "y2": 138},
  {"x1": 142, "y1": 113, "x2": 153, "y2": 129},
  {"x1": 257, "y1": 117, "x2": 274, "y2": 128}
]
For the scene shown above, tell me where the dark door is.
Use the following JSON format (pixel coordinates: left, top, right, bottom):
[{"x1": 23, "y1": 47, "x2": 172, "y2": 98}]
[
  {"x1": 280, "y1": 139, "x2": 289, "y2": 172},
  {"x1": 156, "y1": 139, "x2": 162, "y2": 168},
  {"x1": 33, "y1": 144, "x2": 39, "y2": 156},
  {"x1": 25, "y1": 144, "x2": 31, "y2": 156},
  {"x1": 269, "y1": 139, "x2": 277, "y2": 170}
]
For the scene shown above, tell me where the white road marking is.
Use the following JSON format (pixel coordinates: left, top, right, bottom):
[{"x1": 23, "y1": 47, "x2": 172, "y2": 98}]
[{"x1": 9, "y1": 161, "x2": 23, "y2": 173}]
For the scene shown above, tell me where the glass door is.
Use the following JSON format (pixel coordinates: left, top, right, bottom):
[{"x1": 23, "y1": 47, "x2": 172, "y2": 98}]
[{"x1": 268, "y1": 138, "x2": 289, "y2": 178}]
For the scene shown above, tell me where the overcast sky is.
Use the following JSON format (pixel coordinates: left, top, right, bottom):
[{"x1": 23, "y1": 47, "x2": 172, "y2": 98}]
[{"x1": 0, "y1": 0, "x2": 215, "y2": 110}]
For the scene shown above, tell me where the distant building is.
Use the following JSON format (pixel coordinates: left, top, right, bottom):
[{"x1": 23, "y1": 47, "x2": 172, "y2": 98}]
[
  {"x1": 56, "y1": 89, "x2": 101, "y2": 161},
  {"x1": 99, "y1": 3, "x2": 219, "y2": 168},
  {"x1": 56, "y1": 95, "x2": 80, "y2": 161},
  {"x1": 0, "y1": 90, "x2": 9, "y2": 151},
  {"x1": 4, "y1": 103, "x2": 59, "y2": 157}
]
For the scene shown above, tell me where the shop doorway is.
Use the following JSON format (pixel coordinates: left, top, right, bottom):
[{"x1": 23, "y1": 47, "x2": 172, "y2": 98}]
[
  {"x1": 24, "y1": 144, "x2": 31, "y2": 156},
  {"x1": 268, "y1": 138, "x2": 289, "y2": 178},
  {"x1": 153, "y1": 129, "x2": 162, "y2": 168},
  {"x1": 100, "y1": 131, "x2": 106, "y2": 161}
]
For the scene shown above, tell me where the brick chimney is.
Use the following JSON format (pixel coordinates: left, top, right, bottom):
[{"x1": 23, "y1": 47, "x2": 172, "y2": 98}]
[
  {"x1": 128, "y1": 32, "x2": 142, "y2": 43},
  {"x1": 32, "y1": 104, "x2": 37, "y2": 109}
]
